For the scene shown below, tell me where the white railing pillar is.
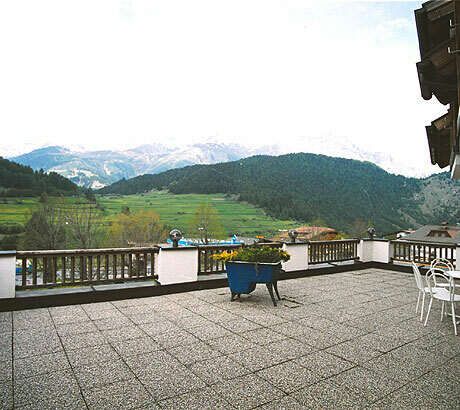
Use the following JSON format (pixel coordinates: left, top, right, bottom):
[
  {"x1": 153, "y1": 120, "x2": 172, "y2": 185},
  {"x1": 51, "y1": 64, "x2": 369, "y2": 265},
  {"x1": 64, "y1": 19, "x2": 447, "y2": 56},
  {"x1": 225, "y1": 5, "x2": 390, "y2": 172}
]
[
  {"x1": 358, "y1": 239, "x2": 391, "y2": 263},
  {"x1": 358, "y1": 239, "x2": 373, "y2": 262},
  {"x1": 0, "y1": 251, "x2": 16, "y2": 299},
  {"x1": 456, "y1": 244, "x2": 460, "y2": 269},
  {"x1": 372, "y1": 239, "x2": 391, "y2": 263},
  {"x1": 282, "y1": 242, "x2": 309, "y2": 272},
  {"x1": 156, "y1": 246, "x2": 198, "y2": 285}
]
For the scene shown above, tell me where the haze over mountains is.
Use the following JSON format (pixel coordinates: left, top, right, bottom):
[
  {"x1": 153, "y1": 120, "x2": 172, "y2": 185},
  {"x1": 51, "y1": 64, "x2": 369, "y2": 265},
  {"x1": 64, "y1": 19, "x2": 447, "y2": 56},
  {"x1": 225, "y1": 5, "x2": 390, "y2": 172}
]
[{"x1": 9, "y1": 137, "x2": 434, "y2": 188}]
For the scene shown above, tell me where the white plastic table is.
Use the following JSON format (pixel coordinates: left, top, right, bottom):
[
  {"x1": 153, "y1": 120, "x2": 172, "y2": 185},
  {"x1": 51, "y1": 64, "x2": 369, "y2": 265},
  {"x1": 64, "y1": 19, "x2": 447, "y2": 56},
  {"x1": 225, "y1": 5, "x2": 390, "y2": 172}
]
[
  {"x1": 447, "y1": 270, "x2": 460, "y2": 324},
  {"x1": 447, "y1": 270, "x2": 460, "y2": 280}
]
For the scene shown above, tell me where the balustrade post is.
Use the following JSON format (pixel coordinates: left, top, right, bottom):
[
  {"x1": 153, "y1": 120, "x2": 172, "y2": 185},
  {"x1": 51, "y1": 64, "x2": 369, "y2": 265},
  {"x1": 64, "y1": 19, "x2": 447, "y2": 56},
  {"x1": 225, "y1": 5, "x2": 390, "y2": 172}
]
[
  {"x1": 358, "y1": 239, "x2": 373, "y2": 262},
  {"x1": 359, "y1": 239, "x2": 390, "y2": 263},
  {"x1": 0, "y1": 251, "x2": 16, "y2": 299},
  {"x1": 456, "y1": 244, "x2": 460, "y2": 269},
  {"x1": 281, "y1": 242, "x2": 309, "y2": 272},
  {"x1": 156, "y1": 245, "x2": 198, "y2": 285},
  {"x1": 372, "y1": 239, "x2": 391, "y2": 263}
]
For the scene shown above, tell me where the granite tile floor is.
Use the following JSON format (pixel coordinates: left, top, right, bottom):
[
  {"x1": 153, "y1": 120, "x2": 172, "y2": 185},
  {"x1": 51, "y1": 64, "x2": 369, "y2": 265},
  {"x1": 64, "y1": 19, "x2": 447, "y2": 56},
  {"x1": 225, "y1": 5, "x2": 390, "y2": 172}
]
[{"x1": 1, "y1": 268, "x2": 459, "y2": 409}]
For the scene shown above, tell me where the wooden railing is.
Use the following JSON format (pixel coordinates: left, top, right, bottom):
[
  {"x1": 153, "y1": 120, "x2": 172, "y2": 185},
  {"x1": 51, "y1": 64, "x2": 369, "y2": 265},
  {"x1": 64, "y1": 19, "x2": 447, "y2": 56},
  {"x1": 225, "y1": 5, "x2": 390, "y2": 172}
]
[
  {"x1": 16, "y1": 247, "x2": 159, "y2": 289},
  {"x1": 198, "y1": 244, "x2": 242, "y2": 274},
  {"x1": 390, "y1": 240, "x2": 456, "y2": 267},
  {"x1": 256, "y1": 242, "x2": 284, "y2": 249},
  {"x1": 197, "y1": 242, "x2": 283, "y2": 274},
  {"x1": 308, "y1": 239, "x2": 359, "y2": 264}
]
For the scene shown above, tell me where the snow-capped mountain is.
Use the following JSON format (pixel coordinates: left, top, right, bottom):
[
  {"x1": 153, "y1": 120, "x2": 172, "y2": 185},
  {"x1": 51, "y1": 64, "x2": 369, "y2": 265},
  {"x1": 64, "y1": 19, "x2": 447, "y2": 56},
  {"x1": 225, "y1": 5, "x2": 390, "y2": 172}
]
[
  {"x1": 10, "y1": 143, "x2": 256, "y2": 188},
  {"x1": 9, "y1": 137, "x2": 435, "y2": 189}
]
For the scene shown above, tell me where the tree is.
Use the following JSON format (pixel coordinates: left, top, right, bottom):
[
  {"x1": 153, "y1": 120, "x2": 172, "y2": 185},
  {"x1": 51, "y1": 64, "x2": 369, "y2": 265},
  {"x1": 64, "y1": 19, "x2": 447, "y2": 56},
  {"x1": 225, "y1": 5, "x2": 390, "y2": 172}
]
[
  {"x1": 21, "y1": 201, "x2": 67, "y2": 250},
  {"x1": 189, "y1": 202, "x2": 225, "y2": 244},
  {"x1": 84, "y1": 189, "x2": 97, "y2": 203},
  {"x1": 108, "y1": 210, "x2": 167, "y2": 247},
  {"x1": 38, "y1": 192, "x2": 49, "y2": 203},
  {"x1": 65, "y1": 204, "x2": 104, "y2": 249}
]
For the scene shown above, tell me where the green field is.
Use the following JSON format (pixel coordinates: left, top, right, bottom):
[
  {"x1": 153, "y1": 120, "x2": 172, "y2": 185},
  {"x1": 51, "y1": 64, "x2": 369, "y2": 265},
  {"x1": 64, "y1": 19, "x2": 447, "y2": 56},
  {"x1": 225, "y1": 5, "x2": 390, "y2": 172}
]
[{"x1": 0, "y1": 192, "x2": 299, "y2": 237}]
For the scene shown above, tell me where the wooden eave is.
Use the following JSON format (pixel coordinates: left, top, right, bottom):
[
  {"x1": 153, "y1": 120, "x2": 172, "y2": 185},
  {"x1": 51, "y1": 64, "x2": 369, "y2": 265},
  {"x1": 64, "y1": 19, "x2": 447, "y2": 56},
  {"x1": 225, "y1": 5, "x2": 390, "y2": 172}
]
[
  {"x1": 424, "y1": 0, "x2": 454, "y2": 20},
  {"x1": 415, "y1": 1, "x2": 456, "y2": 104},
  {"x1": 432, "y1": 110, "x2": 451, "y2": 130},
  {"x1": 416, "y1": 1, "x2": 460, "y2": 176},
  {"x1": 426, "y1": 111, "x2": 453, "y2": 168}
]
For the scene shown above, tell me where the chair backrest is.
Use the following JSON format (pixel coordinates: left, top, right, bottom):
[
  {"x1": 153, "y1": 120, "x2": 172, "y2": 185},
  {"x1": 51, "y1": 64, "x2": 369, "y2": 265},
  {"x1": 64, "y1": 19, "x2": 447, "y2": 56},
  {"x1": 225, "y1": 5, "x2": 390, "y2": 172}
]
[
  {"x1": 426, "y1": 267, "x2": 451, "y2": 295},
  {"x1": 411, "y1": 262, "x2": 424, "y2": 291},
  {"x1": 430, "y1": 258, "x2": 454, "y2": 272}
]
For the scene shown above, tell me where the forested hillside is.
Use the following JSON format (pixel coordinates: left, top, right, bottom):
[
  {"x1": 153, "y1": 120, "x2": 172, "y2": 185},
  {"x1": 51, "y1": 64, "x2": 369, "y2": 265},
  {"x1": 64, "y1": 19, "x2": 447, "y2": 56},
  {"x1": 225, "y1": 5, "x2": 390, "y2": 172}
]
[
  {"x1": 100, "y1": 153, "x2": 460, "y2": 233},
  {"x1": 0, "y1": 157, "x2": 78, "y2": 197}
]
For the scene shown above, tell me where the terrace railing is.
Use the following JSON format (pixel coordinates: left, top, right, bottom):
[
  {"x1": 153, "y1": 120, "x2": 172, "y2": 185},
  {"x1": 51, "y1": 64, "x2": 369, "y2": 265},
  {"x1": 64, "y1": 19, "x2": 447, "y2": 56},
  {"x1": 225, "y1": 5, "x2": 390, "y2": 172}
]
[
  {"x1": 308, "y1": 239, "x2": 359, "y2": 264},
  {"x1": 390, "y1": 240, "x2": 456, "y2": 267},
  {"x1": 197, "y1": 242, "x2": 283, "y2": 274},
  {"x1": 197, "y1": 240, "x2": 358, "y2": 274},
  {"x1": 256, "y1": 242, "x2": 284, "y2": 249},
  {"x1": 198, "y1": 244, "x2": 242, "y2": 274},
  {"x1": 16, "y1": 247, "x2": 159, "y2": 289}
]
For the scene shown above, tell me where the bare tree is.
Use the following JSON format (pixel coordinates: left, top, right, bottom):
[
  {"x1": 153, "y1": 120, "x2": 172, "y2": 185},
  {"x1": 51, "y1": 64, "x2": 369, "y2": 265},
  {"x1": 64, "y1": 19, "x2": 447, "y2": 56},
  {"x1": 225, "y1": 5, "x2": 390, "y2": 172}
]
[
  {"x1": 22, "y1": 200, "x2": 67, "y2": 250},
  {"x1": 65, "y1": 204, "x2": 104, "y2": 249}
]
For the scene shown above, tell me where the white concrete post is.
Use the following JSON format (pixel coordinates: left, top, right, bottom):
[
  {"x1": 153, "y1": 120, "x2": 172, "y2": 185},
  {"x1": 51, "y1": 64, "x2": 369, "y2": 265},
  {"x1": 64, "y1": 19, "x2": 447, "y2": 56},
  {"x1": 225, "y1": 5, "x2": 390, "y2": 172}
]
[
  {"x1": 0, "y1": 251, "x2": 16, "y2": 299},
  {"x1": 156, "y1": 246, "x2": 198, "y2": 285},
  {"x1": 358, "y1": 239, "x2": 373, "y2": 262},
  {"x1": 282, "y1": 242, "x2": 309, "y2": 272},
  {"x1": 358, "y1": 239, "x2": 390, "y2": 263},
  {"x1": 456, "y1": 245, "x2": 460, "y2": 270},
  {"x1": 372, "y1": 239, "x2": 391, "y2": 263}
]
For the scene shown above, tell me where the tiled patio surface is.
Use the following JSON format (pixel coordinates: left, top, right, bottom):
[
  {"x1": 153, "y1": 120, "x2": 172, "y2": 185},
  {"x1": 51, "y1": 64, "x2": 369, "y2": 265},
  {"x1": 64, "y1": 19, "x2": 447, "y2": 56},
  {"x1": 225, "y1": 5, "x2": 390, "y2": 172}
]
[{"x1": 1, "y1": 268, "x2": 459, "y2": 409}]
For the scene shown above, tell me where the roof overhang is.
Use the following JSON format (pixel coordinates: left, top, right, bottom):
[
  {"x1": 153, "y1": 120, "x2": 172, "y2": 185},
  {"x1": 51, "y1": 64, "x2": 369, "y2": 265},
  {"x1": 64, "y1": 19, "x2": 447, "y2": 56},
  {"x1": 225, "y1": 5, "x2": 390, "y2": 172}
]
[
  {"x1": 426, "y1": 111, "x2": 453, "y2": 168},
  {"x1": 415, "y1": 1, "x2": 459, "y2": 178},
  {"x1": 415, "y1": 1, "x2": 456, "y2": 104}
]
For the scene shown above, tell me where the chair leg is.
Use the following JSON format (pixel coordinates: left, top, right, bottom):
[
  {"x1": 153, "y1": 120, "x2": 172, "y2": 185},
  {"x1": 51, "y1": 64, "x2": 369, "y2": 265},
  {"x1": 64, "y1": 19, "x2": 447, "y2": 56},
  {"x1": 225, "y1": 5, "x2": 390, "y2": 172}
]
[
  {"x1": 266, "y1": 283, "x2": 277, "y2": 307},
  {"x1": 424, "y1": 297, "x2": 433, "y2": 327},
  {"x1": 441, "y1": 301, "x2": 444, "y2": 321},
  {"x1": 420, "y1": 292, "x2": 426, "y2": 322},
  {"x1": 451, "y1": 302, "x2": 457, "y2": 336},
  {"x1": 416, "y1": 291, "x2": 421, "y2": 313},
  {"x1": 273, "y1": 281, "x2": 281, "y2": 300}
]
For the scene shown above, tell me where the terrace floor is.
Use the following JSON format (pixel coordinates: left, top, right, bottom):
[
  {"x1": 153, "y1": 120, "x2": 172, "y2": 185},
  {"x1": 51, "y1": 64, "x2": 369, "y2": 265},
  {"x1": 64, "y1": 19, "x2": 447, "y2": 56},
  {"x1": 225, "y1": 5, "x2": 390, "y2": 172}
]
[{"x1": 1, "y1": 268, "x2": 459, "y2": 409}]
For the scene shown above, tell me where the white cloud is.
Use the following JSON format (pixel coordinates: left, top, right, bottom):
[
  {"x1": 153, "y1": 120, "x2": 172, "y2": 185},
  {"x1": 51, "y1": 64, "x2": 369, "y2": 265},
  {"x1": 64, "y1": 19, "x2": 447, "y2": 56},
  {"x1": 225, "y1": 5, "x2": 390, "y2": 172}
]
[{"x1": 0, "y1": 1, "x2": 443, "y2": 175}]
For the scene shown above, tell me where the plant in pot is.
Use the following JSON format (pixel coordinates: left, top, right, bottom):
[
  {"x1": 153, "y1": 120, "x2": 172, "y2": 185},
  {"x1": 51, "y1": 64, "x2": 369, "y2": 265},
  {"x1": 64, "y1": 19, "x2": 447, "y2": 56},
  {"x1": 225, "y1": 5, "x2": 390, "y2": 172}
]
[{"x1": 213, "y1": 246, "x2": 290, "y2": 306}]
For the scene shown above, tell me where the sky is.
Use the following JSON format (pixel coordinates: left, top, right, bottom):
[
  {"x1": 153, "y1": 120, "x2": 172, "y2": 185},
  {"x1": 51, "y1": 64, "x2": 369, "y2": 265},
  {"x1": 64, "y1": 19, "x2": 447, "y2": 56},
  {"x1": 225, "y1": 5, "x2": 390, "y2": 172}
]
[{"x1": 0, "y1": 1, "x2": 446, "y2": 175}]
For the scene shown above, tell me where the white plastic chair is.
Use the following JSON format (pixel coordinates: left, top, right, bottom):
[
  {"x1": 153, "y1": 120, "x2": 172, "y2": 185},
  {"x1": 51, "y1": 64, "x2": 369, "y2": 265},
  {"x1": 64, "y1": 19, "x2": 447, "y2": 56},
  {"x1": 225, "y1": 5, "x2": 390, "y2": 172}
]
[
  {"x1": 430, "y1": 258, "x2": 459, "y2": 288},
  {"x1": 430, "y1": 258, "x2": 454, "y2": 272},
  {"x1": 411, "y1": 262, "x2": 432, "y2": 322},
  {"x1": 424, "y1": 268, "x2": 460, "y2": 335}
]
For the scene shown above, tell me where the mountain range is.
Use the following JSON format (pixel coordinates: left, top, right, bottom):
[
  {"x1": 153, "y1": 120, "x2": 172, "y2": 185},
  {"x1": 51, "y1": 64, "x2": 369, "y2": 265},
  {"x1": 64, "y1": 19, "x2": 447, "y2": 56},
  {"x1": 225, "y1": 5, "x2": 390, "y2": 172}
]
[
  {"x1": 10, "y1": 137, "x2": 433, "y2": 189},
  {"x1": 99, "y1": 153, "x2": 460, "y2": 234},
  {"x1": 10, "y1": 143, "x2": 251, "y2": 189}
]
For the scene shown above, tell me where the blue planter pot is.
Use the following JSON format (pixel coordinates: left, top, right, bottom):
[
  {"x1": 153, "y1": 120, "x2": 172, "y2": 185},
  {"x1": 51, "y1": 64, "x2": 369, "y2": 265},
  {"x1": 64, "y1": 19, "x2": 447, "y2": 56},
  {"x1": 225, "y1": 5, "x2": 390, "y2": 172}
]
[{"x1": 225, "y1": 261, "x2": 282, "y2": 306}]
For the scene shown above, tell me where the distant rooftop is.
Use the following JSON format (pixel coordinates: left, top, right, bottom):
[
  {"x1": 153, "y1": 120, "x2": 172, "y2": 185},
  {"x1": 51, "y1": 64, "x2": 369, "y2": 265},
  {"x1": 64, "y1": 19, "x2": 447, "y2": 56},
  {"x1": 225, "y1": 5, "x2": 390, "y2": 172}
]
[{"x1": 403, "y1": 224, "x2": 460, "y2": 244}]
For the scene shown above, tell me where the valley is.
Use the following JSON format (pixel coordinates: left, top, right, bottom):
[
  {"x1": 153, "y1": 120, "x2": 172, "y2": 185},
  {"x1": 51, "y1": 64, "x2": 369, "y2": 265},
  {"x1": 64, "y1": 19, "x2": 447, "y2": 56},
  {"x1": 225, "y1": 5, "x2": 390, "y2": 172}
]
[{"x1": 0, "y1": 191, "x2": 299, "y2": 247}]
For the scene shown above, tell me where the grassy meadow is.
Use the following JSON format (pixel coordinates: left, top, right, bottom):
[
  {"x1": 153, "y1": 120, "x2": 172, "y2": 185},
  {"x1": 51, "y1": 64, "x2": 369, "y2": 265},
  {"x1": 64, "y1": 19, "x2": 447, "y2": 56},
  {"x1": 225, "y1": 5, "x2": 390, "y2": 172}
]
[{"x1": 0, "y1": 191, "x2": 299, "y2": 238}]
